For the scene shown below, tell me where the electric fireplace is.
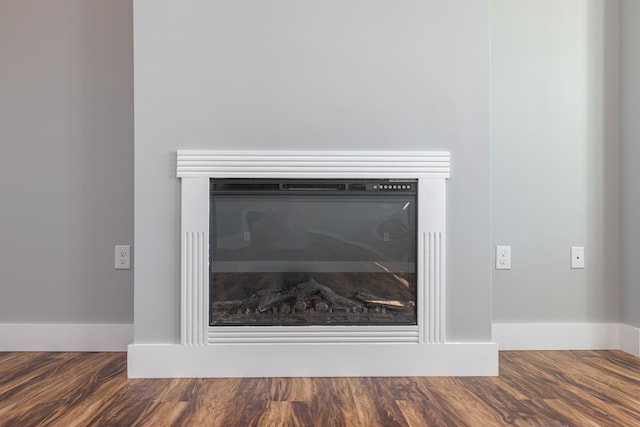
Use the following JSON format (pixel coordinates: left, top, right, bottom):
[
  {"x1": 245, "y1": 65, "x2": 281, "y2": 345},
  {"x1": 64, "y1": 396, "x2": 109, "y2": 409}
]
[
  {"x1": 131, "y1": 149, "x2": 501, "y2": 378},
  {"x1": 209, "y1": 179, "x2": 417, "y2": 326}
]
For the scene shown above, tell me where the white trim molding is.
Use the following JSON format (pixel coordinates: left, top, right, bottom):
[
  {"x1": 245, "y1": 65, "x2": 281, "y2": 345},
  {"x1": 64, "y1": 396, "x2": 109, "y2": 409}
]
[
  {"x1": 175, "y1": 149, "x2": 448, "y2": 348},
  {"x1": 620, "y1": 323, "x2": 640, "y2": 357},
  {"x1": 176, "y1": 150, "x2": 450, "y2": 179},
  {"x1": 0, "y1": 323, "x2": 133, "y2": 352},
  {"x1": 493, "y1": 323, "x2": 640, "y2": 357}
]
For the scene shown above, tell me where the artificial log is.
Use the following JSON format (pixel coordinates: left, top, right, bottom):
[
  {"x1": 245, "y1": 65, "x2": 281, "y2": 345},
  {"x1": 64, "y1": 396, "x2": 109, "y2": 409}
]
[{"x1": 210, "y1": 276, "x2": 416, "y2": 325}]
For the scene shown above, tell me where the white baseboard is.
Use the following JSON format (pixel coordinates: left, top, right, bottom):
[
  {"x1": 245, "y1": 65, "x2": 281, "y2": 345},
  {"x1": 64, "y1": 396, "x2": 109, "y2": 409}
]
[
  {"x1": 619, "y1": 323, "x2": 640, "y2": 356},
  {"x1": 128, "y1": 342, "x2": 499, "y2": 378},
  {"x1": 0, "y1": 323, "x2": 133, "y2": 352},
  {"x1": 3, "y1": 321, "x2": 635, "y2": 361},
  {"x1": 493, "y1": 322, "x2": 640, "y2": 356}
]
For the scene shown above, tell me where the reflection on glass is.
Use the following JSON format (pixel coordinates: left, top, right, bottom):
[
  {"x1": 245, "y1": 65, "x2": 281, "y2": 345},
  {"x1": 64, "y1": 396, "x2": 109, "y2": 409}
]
[{"x1": 210, "y1": 195, "x2": 417, "y2": 326}]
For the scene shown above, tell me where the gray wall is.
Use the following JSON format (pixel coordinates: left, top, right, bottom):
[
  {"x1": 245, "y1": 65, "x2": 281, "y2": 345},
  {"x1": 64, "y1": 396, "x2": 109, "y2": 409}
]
[
  {"x1": 491, "y1": 0, "x2": 621, "y2": 323},
  {"x1": 134, "y1": 0, "x2": 492, "y2": 344},
  {"x1": 0, "y1": 0, "x2": 133, "y2": 323},
  {"x1": 2, "y1": 0, "x2": 633, "y2": 339},
  {"x1": 620, "y1": 0, "x2": 640, "y2": 328}
]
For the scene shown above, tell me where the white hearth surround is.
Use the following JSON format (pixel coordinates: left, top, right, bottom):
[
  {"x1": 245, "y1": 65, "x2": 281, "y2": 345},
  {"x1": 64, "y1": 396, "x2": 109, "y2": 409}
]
[{"x1": 127, "y1": 150, "x2": 498, "y2": 377}]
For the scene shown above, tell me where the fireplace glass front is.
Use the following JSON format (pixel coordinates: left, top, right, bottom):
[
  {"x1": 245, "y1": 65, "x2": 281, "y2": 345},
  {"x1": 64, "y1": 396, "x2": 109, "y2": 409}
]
[{"x1": 210, "y1": 179, "x2": 417, "y2": 326}]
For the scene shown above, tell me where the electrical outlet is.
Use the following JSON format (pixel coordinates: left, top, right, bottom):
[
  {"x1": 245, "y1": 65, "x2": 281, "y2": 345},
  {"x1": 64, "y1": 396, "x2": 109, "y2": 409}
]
[
  {"x1": 115, "y1": 245, "x2": 131, "y2": 270},
  {"x1": 496, "y1": 245, "x2": 511, "y2": 270},
  {"x1": 571, "y1": 246, "x2": 584, "y2": 269}
]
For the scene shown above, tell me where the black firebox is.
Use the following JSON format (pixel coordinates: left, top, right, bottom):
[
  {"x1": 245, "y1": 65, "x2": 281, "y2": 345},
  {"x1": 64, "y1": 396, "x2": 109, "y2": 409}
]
[{"x1": 209, "y1": 179, "x2": 417, "y2": 326}]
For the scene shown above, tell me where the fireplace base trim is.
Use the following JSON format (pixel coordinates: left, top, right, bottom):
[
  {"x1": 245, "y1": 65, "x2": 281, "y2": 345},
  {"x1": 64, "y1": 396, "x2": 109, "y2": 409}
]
[{"x1": 128, "y1": 342, "x2": 499, "y2": 378}]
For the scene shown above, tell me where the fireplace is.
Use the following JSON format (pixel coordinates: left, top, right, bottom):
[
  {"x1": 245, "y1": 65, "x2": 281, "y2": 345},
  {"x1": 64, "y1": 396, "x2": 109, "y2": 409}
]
[
  {"x1": 209, "y1": 179, "x2": 417, "y2": 326},
  {"x1": 121, "y1": 149, "x2": 495, "y2": 377}
]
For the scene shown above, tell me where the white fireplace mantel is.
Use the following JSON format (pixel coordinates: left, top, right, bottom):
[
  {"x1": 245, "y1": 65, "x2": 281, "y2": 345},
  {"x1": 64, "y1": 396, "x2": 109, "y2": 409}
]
[{"x1": 127, "y1": 150, "x2": 498, "y2": 378}]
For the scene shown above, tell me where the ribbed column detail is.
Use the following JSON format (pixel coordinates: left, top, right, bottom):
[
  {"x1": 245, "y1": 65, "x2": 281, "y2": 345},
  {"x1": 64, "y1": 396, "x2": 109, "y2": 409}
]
[
  {"x1": 181, "y1": 231, "x2": 207, "y2": 345},
  {"x1": 423, "y1": 231, "x2": 445, "y2": 344}
]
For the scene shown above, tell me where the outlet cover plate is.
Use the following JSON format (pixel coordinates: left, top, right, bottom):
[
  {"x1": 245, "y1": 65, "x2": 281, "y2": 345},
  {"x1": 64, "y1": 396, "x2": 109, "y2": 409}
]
[
  {"x1": 571, "y1": 246, "x2": 584, "y2": 269},
  {"x1": 115, "y1": 245, "x2": 131, "y2": 270},
  {"x1": 496, "y1": 245, "x2": 511, "y2": 270}
]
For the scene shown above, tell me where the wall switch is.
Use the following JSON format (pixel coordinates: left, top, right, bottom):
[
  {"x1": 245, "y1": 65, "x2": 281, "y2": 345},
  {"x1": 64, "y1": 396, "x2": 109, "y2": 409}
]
[
  {"x1": 571, "y1": 246, "x2": 584, "y2": 269},
  {"x1": 496, "y1": 245, "x2": 511, "y2": 270},
  {"x1": 115, "y1": 245, "x2": 131, "y2": 270}
]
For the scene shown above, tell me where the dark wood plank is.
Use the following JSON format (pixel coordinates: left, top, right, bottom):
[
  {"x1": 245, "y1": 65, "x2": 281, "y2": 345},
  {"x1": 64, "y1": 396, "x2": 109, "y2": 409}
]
[{"x1": 0, "y1": 350, "x2": 638, "y2": 426}]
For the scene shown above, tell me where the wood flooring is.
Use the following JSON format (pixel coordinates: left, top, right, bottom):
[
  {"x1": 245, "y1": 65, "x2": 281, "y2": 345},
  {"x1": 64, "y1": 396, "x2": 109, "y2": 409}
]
[{"x1": 0, "y1": 350, "x2": 638, "y2": 426}]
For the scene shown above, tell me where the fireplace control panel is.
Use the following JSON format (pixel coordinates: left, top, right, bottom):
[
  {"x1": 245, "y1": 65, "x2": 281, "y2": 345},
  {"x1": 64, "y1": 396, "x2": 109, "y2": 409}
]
[
  {"x1": 372, "y1": 183, "x2": 414, "y2": 191},
  {"x1": 211, "y1": 179, "x2": 416, "y2": 195}
]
